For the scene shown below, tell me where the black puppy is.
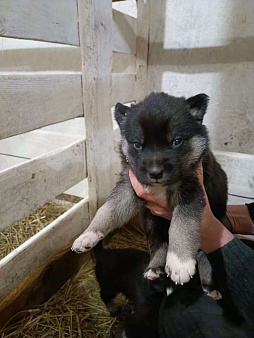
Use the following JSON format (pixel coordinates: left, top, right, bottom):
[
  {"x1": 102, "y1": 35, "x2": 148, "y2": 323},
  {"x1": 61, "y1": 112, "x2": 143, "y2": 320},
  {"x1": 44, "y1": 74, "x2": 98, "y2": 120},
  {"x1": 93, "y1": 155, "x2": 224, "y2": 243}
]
[
  {"x1": 72, "y1": 92, "x2": 228, "y2": 294},
  {"x1": 94, "y1": 242, "x2": 170, "y2": 338}
]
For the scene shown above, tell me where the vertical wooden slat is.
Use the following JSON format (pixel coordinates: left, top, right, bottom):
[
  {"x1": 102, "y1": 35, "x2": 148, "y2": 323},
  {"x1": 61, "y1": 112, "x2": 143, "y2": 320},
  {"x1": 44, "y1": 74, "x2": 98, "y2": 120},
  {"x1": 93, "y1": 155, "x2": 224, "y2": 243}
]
[
  {"x1": 0, "y1": 140, "x2": 86, "y2": 231},
  {"x1": 78, "y1": 0, "x2": 115, "y2": 217},
  {"x1": 135, "y1": 0, "x2": 150, "y2": 102}
]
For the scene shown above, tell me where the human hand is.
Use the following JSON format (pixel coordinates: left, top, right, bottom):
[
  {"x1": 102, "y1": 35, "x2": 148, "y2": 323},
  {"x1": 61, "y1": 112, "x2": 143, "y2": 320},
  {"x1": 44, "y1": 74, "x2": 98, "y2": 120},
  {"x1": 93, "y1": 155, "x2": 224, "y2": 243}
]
[
  {"x1": 129, "y1": 169, "x2": 173, "y2": 220},
  {"x1": 129, "y1": 163, "x2": 235, "y2": 253},
  {"x1": 129, "y1": 162, "x2": 206, "y2": 221}
]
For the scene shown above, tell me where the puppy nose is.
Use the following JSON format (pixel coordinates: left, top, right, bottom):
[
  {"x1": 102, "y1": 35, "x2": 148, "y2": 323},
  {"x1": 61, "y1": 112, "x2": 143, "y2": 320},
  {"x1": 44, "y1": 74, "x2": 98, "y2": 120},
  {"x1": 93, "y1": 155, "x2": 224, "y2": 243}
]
[{"x1": 149, "y1": 169, "x2": 163, "y2": 180}]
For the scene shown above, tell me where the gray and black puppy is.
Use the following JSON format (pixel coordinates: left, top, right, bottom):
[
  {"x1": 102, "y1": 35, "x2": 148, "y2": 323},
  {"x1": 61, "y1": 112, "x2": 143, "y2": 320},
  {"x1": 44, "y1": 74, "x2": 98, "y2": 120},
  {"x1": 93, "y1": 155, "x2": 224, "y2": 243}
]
[{"x1": 72, "y1": 92, "x2": 228, "y2": 294}]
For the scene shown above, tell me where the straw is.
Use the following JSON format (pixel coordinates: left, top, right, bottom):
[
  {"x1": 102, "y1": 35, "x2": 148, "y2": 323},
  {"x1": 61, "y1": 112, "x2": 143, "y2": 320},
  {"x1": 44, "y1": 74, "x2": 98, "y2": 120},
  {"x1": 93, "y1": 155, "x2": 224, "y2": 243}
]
[{"x1": 0, "y1": 204, "x2": 147, "y2": 337}]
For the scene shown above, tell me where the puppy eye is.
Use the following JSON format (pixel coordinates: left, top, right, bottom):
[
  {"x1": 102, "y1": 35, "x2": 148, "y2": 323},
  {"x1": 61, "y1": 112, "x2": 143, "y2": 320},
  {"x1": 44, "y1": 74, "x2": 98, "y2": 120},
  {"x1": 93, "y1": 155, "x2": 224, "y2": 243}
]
[
  {"x1": 173, "y1": 139, "x2": 183, "y2": 147},
  {"x1": 133, "y1": 142, "x2": 143, "y2": 150}
]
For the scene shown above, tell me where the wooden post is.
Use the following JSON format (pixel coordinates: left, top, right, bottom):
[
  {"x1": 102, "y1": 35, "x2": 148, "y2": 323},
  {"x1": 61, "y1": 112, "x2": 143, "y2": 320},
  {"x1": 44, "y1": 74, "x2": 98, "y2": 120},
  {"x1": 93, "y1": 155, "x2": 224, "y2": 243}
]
[
  {"x1": 78, "y1": 0, "x2": 115, "y2": 218},
  {"x1": 135, "y1": 0, "x2": 150, "y2": 102}
]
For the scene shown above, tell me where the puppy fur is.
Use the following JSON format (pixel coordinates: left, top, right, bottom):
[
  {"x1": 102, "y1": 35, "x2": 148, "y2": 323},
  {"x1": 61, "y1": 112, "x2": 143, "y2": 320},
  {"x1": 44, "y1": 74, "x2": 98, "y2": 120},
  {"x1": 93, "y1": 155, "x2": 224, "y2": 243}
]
[
  {"x1": 72, "y1": 92, "x2": 228, "y2": 291},
  {"x1": 94, "y1": 242, "x2": 169, "y2": 338}
]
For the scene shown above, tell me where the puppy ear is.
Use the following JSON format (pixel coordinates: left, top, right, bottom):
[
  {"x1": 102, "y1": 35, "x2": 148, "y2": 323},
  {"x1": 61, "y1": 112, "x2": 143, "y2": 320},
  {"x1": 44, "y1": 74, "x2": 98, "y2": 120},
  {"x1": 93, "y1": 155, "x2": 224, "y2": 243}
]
[
  {"x1": 186, "y1": 94, "x2": 209, "y2": 124},
  {"x1": 114, "y1": 103, "x2": 131, "y2": 128}
]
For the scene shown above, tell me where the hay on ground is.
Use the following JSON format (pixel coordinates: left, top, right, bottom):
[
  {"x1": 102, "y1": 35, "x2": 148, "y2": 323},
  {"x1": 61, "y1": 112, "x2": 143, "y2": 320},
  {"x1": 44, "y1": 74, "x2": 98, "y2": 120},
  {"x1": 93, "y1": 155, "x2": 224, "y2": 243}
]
[
  {"x1": 0, "y1": 201, "x2": 147, "y2": 338},
  {"x1": 0, "y1": 201, "x2": 71, "y2": 260}
]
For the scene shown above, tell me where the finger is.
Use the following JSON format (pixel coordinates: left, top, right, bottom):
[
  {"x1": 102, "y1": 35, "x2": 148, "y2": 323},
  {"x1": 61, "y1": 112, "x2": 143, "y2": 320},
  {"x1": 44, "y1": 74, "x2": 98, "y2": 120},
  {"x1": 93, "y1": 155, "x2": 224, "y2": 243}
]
[{"x1": 129, "y1": 169, "x2": 147, "y2": 197}]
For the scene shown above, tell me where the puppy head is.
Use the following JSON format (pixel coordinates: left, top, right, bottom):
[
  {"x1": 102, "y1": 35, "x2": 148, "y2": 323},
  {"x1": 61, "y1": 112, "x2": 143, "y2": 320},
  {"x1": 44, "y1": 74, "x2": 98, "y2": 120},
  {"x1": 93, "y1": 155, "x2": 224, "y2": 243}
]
[{"x1": 115, "y1": 92, "x2": 209, "y2": 185}]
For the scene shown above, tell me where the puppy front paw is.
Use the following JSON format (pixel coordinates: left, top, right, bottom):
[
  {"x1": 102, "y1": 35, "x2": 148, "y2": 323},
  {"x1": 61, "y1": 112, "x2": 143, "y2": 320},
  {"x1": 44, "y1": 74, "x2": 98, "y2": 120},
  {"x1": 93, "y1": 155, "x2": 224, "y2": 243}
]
[
  {"x1": 165, "y1": 252, "x2": 196, "y2": 284},
  {"x1": 71, "y1": 231, "x2": 104, "y2": 253},
  {"x1": 144, "y1": 267, "x2": 165, "y2": 280}
]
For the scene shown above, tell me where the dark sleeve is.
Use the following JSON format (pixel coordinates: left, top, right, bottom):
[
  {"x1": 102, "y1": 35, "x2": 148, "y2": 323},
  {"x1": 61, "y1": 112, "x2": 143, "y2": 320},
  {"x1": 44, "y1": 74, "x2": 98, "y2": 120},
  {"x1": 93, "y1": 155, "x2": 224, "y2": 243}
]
[{"x1": 207, "y1": 237, "x2": 254, "y2": 323}]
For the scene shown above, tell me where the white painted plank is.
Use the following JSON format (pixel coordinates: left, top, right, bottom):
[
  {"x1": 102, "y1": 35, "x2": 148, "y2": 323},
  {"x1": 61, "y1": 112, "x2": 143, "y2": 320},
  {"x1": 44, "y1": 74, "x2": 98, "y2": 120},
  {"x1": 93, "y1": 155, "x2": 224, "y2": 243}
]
[
  {"x1": 0, "y1": 198, "x2": 89, "y2": 300},
  {"x1": 227, "y1": 194, "x2": 254, "y2": 205},
  {"x1": 0, "y1": 0, "x2": 79, "y2": 45},
  {"x1": 0, "y1": 74, "x2": 83, "y2": 139},
  {"x1": 0, "y1": 154, "x2": 28, "y2": 171},
  {"x1": 112, "y1": 1, "x2": 137, "y2": 18},
  {"x1": 78, "y1": 0, "x2": 115, "y2": 217},
  {"x1": 0, "y1": 38, "x2": 81, "y2": 72},
  {"x1": 64, "y1": 178, "x2": 88, "y2": 199},
  {"x1": 111, "y1": 73, "x2": 136, "y2": 106},
  {"x1": 112, "y1": 52, "x2": 136, "y2": 74},
  {"x1": 0, "y1": 118, "x2": 86, "y2": 160},
  {"x1": 113, "y1": 9, "x2": 137, "y2": 54},
  {"x1": 41, "y1": 118, "x2": 86, "y2": 137},
  {"x1": 135, "y1": 0, "x2": 150, "y2": 101},
  {"x1": 214, "y1": 150, "x2": 254, "y2": 199},
  {"x1": 0, "y1": 129, "x2": 84, "y2": 160},
  {"x1": 0, "y1": 140, "x2": 86, "y2": 231}
]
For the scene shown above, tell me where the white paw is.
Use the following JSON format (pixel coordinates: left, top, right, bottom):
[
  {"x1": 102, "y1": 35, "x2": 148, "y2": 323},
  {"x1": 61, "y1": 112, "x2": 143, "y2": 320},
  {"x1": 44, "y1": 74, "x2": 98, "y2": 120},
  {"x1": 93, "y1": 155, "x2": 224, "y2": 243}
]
[
  {"x1": 71, "y1": 231, "x2": 104, "y2": 253},
  {"x1": 144, "y1": 268, "x2": 164, "y2": 280},
  {"x1": 207, "y1": 290, "x2": 222, "y2": 300},
  {"x1": 165, "y1": 252, "x2": 196, "y2": 284}
]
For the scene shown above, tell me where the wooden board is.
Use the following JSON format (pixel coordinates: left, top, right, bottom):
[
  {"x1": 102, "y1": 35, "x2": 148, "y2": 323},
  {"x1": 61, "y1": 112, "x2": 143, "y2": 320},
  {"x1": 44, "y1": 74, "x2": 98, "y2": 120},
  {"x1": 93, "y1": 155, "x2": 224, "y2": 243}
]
[
  {"x1": 112, "y1": 52, "x2": 136, "y2": 73},
  {"x1": 214, "y1": 150, "x2": 254, "y2": 199},
  {"x1": 0, "y1": 41, "x2": 81, "y2": 72},
  {"x1": 0, "y1": 140, "x2": 86, "y2": 231},
  {"x1": 228, "y1": 194, "x2": 254, "y2": 205},
  {"x1": 0, "y1": 199, "x2": 90, "y2": 327},
  {"x1": 78, "y1": 0, "x2": 115, "y2": 217},
  {"x1": 0, "y1": 154, "x2": 28, "y2": 171},
  {"x1": 0, "y1": 0, "x2": 79, "y2": 45},
  {"x1": 0, "y1": 127, "x2": 85, "y2": 160},
  {"x1": 112, "y1": 0, "x2": 137, "y2": 18},
  {"x1": 135, "y1": 0, "x2": 150, "y2": 101},
  {"x1": 0, "y1": 74, "x2": 83, "y2": 139},
  {"x1": 112, "y1": 8, "x2": 137, "y2": 54},
  {"x1": 111, "y1": 73, "x2": 136, "y2": 106}
]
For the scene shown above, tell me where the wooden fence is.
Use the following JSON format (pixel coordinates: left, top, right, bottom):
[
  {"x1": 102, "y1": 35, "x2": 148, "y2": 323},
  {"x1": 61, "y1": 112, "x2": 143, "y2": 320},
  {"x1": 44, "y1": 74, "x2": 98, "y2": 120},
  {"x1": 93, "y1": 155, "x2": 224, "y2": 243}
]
[{"x1": 0, "y1": 0, "x2": 253, "y2": 327}]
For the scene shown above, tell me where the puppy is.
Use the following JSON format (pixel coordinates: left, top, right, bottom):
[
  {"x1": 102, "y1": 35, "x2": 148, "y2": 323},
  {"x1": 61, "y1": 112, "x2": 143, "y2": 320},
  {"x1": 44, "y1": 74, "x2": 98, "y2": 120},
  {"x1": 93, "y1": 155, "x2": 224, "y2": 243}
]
[
  {"x1": 94, "y1": 242, "x2": 170, "y2": 338},
  {"x1": 72, "y1": 92, "x2": 228, "y2": 292}
]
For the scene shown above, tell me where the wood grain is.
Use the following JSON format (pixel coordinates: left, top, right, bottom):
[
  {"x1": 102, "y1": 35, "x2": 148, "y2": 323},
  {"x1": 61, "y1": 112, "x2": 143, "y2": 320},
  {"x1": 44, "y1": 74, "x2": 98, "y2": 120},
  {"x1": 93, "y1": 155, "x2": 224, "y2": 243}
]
[
  {"x1": 0, "y1": 0, "x2": 79, "y2": 45},
  {"x1": 78, "y1": 0, "x2": 115, "y2": 217},
  {"x1": 0, "y1": 74, "x2": 83, "y2": 139},
  {"x1": 0, "y1": 140, "x2": 86, "y2": 231}
]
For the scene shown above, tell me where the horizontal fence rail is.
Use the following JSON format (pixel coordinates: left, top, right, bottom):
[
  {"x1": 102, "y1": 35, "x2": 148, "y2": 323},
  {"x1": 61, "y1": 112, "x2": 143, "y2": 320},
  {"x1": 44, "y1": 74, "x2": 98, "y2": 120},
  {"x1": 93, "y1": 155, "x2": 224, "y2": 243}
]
[
  {"x1": 112, "y1": 8, "x2": 137, "y2": 54},
  {"x1": 214, "y1": 150, "x2": 254, "y2": 200},
  {"x1": 0, "y1": 0, "x2": 79, "y2": 45},
  {"x1": 0, "y1": 74, "x2": 83, "y2": 139},
  {"x1": 0, "y1": 198, "x2": 89, "y2": 307},
  {"x1": 0, "y1": 140, "x2": 86, "y2": 231}
]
